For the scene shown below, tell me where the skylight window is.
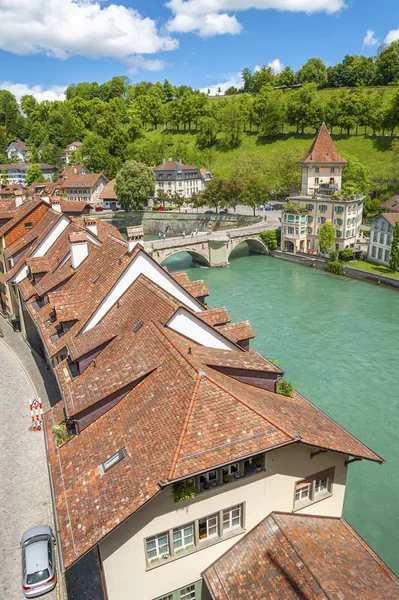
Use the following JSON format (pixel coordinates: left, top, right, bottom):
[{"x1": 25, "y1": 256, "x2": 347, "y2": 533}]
[
  {"x1": 99, "y1": 448, "x2": 126, "y2": 475},
  {"x1": 92, "y1": 274, "x2": 101, "y2": 284}
]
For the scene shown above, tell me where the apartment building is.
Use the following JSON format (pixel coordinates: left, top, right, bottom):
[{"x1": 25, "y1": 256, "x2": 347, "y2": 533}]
[
  {"x1": 367, "y1": 213, "x2": 399, "y2": 266},
  {"x1": 154, "y1": 159, "x2": 212, "y2": 199},
  {"x1": 54, "y1": 172, "x2": 108, "y2": 206},
  {"x1": 0, "y1": 163, "x2": 58, "y2": 184},
  {"x1": 281, "y1": 124, "x2": 363, "y2": 253},
  {"x1": 5, "y1": 217, "x2": 396, "y2": 599}
]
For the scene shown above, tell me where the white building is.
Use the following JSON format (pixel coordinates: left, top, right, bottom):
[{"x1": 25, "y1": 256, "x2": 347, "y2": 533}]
[
  {"x1": 154, "y1": 159, "x2": 211, "y2": 199},
  {"x1": 367, "y1": 213, "x2": 399, "y2": 266},
  {"x1": 7, "y1": 140, "x2": 30, "y2": 162},
  {"x1": 62, "y1": 141, "x2": 83, "y2": 165},
  {"x1": 0, "y1": 163, "x2": 58, "y2": 184}
]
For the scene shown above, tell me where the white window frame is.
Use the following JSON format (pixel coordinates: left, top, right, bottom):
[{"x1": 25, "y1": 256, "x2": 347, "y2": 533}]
[
  {"x1": 199, "y1": 513, "x2": 218, "y2": 542},
  {"x1": 294, "y1": 468, "x2": 334, "y2": 510},
  {"x1": 146, "y1": 532, "x2": 170, "y2": 563},
  {"x1": 222, "y1": 505, "x2": 242, "y2": 532},
  {"x1": 173, "y1": 523, "x2": 195, "y2": 552},
  {"x1": 180, "y1": 585, "x2": 196, "y2": 600}
]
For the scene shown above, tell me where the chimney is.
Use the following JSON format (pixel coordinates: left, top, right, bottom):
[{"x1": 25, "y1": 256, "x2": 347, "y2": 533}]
[
  {"x1": 69, "y1": 232, "x2": 88, "y2": 269},
  {"x1": 163, "y1": 158, "x2": 166, "y2": 165},
  {"x1": 50, "y1": 197, "x2": 62, "y2": 212},
  {"x1": 84, "y1": 216, "x2": 98, "y2": 237},
  {"x1": 126, "y1": 225, "x2": 144, "y2": 253},
  {"x1": 14, "y1": 192, "x2": 23, "y2": 207}
]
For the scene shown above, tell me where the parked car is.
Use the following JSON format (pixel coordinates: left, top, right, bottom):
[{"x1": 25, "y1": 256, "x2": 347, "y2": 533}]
[
  {"x1": 204, "y1": 210, "x2": 215, "y2": 214},
  {"x1": 259, "y1": 204, "x2": 273, "y2": 211},
  {"x1": 154, "y1": 206, "x2": 165, "y2": 211},
  {"x1": 95, "y1": 206, "x2": 104, "y2": 212},
  {"x1": 21, "y1": 525, "x2": 56, "y2": 598},
  {"x1": 219, "y1": 209, "x2": 228, "y2": 215}
]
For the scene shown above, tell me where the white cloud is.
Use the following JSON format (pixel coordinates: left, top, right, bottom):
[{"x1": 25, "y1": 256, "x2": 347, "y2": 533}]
[
  {"x1": 385, "y1": 29, "x2": 399, "y2": 45},
  {"x1": 200, "y1": 72, "x2": 243, "y2": 95},
  {"x1": 166, "y1": 0, "x2": 345, "y2": 36},
  {"x1": 125, "y1": 57, "x2": 167, "y2": 73},
  {"x1": 268, "y1": 58, "x2": 284, "y2": 74},
  {"x1": 0, "y1": 0, "x2": 177, "y2": 68},
  {"x1": 363, "y1": 29, "x2": 379, "y2": 47},
  {"x1": 0, "y1": 82, "x2": 67, "y2": 103}
]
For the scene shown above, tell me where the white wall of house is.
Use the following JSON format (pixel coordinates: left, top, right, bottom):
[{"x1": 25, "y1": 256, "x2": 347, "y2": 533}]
[
  {"x1": 7, "y1": 143, "x2": 27, "y2": 163},
  {"x1": 99, "y1": 444, "x2": 348, "y2": 600},
  {"x1": 301, "y1": 165, "x2": 344, "y2": 196},
  {"x1": 367, "y1": 216, "x2": 394, "y2": 266},
  {"x1": 167, "y1": 308, "x2": 236, "y2": 350}
]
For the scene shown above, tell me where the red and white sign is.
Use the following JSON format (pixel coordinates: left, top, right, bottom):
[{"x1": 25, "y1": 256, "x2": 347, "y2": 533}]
[{"x1": 30, "y1": 398, "x2": 43, "y2": 431}]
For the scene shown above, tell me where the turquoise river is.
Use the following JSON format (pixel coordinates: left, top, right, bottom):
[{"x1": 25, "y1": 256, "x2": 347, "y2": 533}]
[{"x1": 163, "y1": 245, "x2": 399, "y2": 576}]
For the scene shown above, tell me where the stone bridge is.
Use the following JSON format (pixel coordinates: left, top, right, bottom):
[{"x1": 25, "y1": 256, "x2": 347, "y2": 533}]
[{"x1": 144, "y1": 219, "x2": 279, "y2": 267}]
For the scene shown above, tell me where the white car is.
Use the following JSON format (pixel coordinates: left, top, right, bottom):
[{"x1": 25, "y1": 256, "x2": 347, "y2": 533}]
[{"x1": 21, "y1": 525, "x2": 57, "y2": 598}]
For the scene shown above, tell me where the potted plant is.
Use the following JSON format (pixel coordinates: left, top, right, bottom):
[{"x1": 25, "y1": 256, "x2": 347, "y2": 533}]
[
  {"x1": 255, "y1": 463, "x2": 262, "y2": 472},
  {"x1": 203, "y1": 480, "x2": 210, "y2": 490},
  {"x1": 223, "y1": 473, "x2": 230, "y2": 484}
]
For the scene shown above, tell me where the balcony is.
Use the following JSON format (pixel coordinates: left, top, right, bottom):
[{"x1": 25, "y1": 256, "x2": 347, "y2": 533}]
[
  {"x1": 172, "y1": 453, "x2": 265, "y2": 503},
  {"x1": 284, "y1": 232, "x2": 307, "y2": 239}
]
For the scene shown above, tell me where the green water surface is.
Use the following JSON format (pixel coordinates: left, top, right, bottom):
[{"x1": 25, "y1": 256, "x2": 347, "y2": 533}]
[{"x1": 164, "y1": 246, "x2": 399, "y2": 575}]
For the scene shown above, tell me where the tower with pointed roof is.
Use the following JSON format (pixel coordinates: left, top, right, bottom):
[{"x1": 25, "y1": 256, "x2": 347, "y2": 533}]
[{"x1": 299, "y1": 123, "x2": 347, "y2": 196}]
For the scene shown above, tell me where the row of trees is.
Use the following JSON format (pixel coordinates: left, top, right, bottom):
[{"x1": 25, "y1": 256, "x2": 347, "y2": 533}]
[{"x1": 234, "y1": 42, "x2": 399, "y2": 93}]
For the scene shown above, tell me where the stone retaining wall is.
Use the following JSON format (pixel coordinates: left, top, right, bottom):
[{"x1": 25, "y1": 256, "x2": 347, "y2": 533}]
[
  {"x1": 273, "y1": 251, "x2": 328, "y2": 270},
  {"x1": 343, "y1": 266, "x2": 399, "y2": 289},
  {"x1": 97, "y1": 211, "x2": 261, "y2": 235}
]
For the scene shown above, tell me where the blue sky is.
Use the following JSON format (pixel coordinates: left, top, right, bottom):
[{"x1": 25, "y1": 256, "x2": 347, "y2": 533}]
[{"x1": 0, "y1": 0, "x2": 398, "y2": 100}]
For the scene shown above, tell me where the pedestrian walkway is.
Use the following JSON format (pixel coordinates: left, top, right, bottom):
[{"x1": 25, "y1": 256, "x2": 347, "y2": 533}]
[{"x1": 0, "y1": 317, "x2": 64, "y2": 599}]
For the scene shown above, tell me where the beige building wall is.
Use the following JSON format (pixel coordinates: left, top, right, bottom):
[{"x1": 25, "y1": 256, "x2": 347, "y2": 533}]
[
  {"x1": 301, "y1": 165, "x2": 344, "y2": 195},
  {"x1": 100, "y1": 444, "x2": 348, "y2": 600}
]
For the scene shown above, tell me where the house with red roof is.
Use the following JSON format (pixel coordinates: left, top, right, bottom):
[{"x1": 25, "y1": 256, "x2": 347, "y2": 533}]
[
  {"x1": 7, "y1": 139, "x2": 30, "y2": 162},
  {"x1": 281, "y1": 124, "x2": 364, "y2": 253},
  {"x1": 154, "y1": 158, "x2": 212, "y2": 200},
  {"x1": 4, "y1": 212, "x2": 395, "y2": 599}
]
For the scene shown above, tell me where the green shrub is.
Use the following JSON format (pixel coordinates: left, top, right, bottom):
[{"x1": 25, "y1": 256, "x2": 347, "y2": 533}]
[
  {"x1": 172, "y1": 479, "x2": 197, "y2": 503},
  {"x1": 260, "y1": 230, "x2": 278, "y2": 251},
  {"x1": 277, "y1": 379, "x2": 294, "y2": 397},
  {"x1": 339, "y1": 248, "x2": 354, "y2": 262},
  {"x1": 327, "y1": 260, "x2": 343, "y2": 275},
  {"x1": 329, "y1": 250, "x2": 338, "y2": 261}
]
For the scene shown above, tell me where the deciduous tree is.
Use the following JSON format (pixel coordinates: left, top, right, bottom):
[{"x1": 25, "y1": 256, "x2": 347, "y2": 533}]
[
  {"x1": 318, "y1": 221, "x2": 336, "y2": 251},
  {"x1": 25, "y1": 164, "x2": 45, "y2": 186},
  {"x1": 115, "y1": 160, "x2": 155, "y2": 212},
  {"x1": 389, "y1": 221, "x2": 399, "y2": 272}
]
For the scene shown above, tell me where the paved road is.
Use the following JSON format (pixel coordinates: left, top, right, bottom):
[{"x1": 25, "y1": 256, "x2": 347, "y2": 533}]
[{"x1": 0, "y1": 337, "x2": 59, "y2": 600}]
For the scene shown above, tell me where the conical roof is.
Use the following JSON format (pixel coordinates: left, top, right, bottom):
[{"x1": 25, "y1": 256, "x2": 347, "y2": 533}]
[{"x1": 299, "y1": 123, "x2": 347, "y2": 165}]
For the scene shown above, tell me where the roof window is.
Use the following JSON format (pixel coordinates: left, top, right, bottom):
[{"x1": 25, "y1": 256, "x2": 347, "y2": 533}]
[
  {"x1": 99, "y1": 448, "x2": 126, "y2": 475},
  {"x1": 92, "y1": 274, "x2": 101, "y2": 284},
  {"x1": 133, "y1": 320, "x2": 143, "y2": 333}
]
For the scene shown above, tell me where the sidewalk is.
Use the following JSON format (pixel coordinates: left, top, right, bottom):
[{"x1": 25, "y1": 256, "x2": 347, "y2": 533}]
[{"x1": 0, "y1": 316, "x2": 66, "y2": 600}]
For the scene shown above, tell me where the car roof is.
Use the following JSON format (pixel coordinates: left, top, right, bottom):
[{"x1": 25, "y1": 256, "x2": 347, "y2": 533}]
[
  {"x1": 22, "y1": 525, "x2": 53, "y2": 544},
  {"x1": 25, "y1": 540, "x2": 49, "y2": 574}
]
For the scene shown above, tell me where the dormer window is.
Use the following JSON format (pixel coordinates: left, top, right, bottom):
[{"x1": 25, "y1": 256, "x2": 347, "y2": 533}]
[{"x1": 99, "y1": 448, "x2": 126, "y2": 474}]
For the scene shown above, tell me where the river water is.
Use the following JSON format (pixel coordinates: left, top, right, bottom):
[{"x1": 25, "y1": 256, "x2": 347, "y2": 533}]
[{"x1": 164, "y1": 245, "x2": 399, "y2": 575}]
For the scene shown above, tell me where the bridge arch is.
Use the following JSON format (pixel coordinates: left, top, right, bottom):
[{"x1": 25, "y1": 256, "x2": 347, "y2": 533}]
[
  {"x1": 228, "y1": 236, "x2": 268, "y2": 261},
  {"x1": 159, "y1": 248, "x2": 210, "y2": 267}
]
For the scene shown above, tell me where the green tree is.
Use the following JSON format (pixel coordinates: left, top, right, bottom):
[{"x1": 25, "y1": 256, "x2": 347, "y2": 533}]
[
  {"x1": 376, "y1": 41, "x2": 399, "y2": 85},
  {"x1": 241, "y1": 68, "x2": 254, "y2": 94},
  {"x1": 1, "y1": 168, "x2": 8, "y2": 184},
  {"x1": 389, "y1": 221, "x2": 399, "y2": 272},
  {"x1": 318, "y1": 221, "x2": 336, "y2": 252},
  {"x1": 342, "y1": 155, "x2": 370, "y2": 197},
  {"x1": 253, "y1": 88, "x2": 285, "y2": 137},
  {"x1": 225, "y1": 86, "x2": 239, "y2": 95},
  {"x1": 115, "y1": 160, "x2": 155, "y2": 212},
  {"x1": 260, "y1": 230, "x2": 278, "y2": 251},
  {"x1": 220, "y1": 97, "x2": 246, "y2": 148},
  {"x1": 286, "y1": 84, "x2": 322, "y2": 133},
  {"x1": 202, "y1": 178, "x2": 229, "y2": 213},
  {"x1": 25, "y1": 164, "x2": 45, "y2": 186},
  {"x1": 297, "y1": 58, "x2": 327, "y2": 88},
  {"x1": 276, "y1": 66, "x2": 296, "y2": 87},
  {"x1": 197, "y1": 115, "x2": 219, "y2": 149}
]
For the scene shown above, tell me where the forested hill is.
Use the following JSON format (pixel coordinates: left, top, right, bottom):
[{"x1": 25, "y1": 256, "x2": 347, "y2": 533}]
[{"x1": 1, "y1": 39, "x2": 399, "y2": 202}]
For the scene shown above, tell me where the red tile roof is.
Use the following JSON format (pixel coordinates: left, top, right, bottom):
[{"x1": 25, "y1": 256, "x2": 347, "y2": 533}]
[
  {"x1": 9, "y1": 139, "x2": 29, "y2": 152},
  {"x1": 380, "y1": 212, "x2": 399, "y2": 227},
  {"x1": 203, "y1": 512, "x2": 399, "y2": 600},
  {"x1": 380, "y1": 195, "x2": 399, "y2": 213},
  {"x1": 299, "y1": 123, "x2": 347, "y2": 165},
  {"x1": 99, "y1": 179, "x2": 117, "y2": 200},
  {"x1": 57, "y1": 173, "x2": 107, "y2": 190},
  {"x1": 60, "y1": 201, "x2": 90, "y2": 214},
  {"x1": 154, "y1": 160, "x2": 199, "y2": 172},
  {"x1": 0, "y1": 199, "x2": 47, "y2": 239}
]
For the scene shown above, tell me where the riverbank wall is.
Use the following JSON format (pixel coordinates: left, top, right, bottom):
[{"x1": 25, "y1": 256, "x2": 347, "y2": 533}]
[
  {"x1": 97, "y1": 211, "x2": 261, "y2": 235},
  {"x1": 273, "y1": 251, "x2": 399, "y2": 289}
]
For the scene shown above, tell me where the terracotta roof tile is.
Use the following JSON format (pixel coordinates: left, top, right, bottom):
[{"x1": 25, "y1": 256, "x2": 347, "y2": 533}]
[
  {"x1": 197, "y1": 307, "x2": 231, "y2": 326},
  {"x1": 99, "y1": 179, "x2": 116, "y2": 200},
  {"x1": 154, "y1": 160, "x2": 199, "y2": 172},
  {"x1": 203, "y1": 512, "x2": 399, "y2": 600},
  {"x1": 0, "y1": 199, "x2": 45, "y2": 239},
  {"x1": 218, "y1": 321, "x2": 255, "y2": 342},
  {"x1": 380, "y1": 195, "x2": 399, "y2": 213},
  {"x1": 299, "y1": 123, "x2": 347, "y2": 165}
]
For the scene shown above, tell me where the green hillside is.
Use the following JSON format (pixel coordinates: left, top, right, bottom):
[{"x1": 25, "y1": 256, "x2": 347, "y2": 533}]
[{"x1": 147, "y1": 129, "x2": 394, "y2": 181}]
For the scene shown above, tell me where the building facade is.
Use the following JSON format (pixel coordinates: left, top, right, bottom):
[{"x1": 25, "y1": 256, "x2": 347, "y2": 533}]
[
  {"x1": 6, "y1": 140, "x2": 29, "y2": 162},
  {"x1": 367, "y1": 213, "x2": 399, "y2": 267},
  {"x1": 154, "y1": 159, "x2": 211, "y2": 199},
  {"x1": 55, "y1": 172, "x2": 108, "y2": 206},
  {"x1": 0, "y1": 163, "x2": 58, "y2": 184},
  {"x1": 281, "y1": 124, "x2": 363, "y2": 253},
  {"x1": 62, "y1": 141, "x2": 83, "y2": 165}
]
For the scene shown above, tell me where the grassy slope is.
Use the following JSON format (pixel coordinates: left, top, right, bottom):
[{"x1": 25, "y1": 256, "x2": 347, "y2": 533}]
[
  {"x1": 147, "y1": 128, "x2": 394, "y2": 180},
  {"x1": 350, "y1": 261, "x2": 399, "y2": 280}
]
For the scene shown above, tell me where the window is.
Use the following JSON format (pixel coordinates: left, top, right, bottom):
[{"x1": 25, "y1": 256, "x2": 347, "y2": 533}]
[
  {"x1": 158, "y1": 595, "x2": 173, "y2": 600},
  {"x1": 378, "y1": 247, "x2": 383, "y2": 260},
  {"x1": 222, "y1": 505, "x2": 242, "y2": 532},
  {"x1": 387, "y1": 236, "x2": 391, "y2": 246},
  {"x1": 308, "y1": 227, "x2": 313, "y2": 233},
  {"x1": 320, "y1": 217, "x2": 326, "y2": 224},
  {"x1": 330, "y1": 167, "x2": 335, "y2": 173},
  {"x1": 371, "y1": 245, "x2": 376, "y2": 257},
  {"x1": 25, "y1": 222, "x2": 33, "y2": 229},
  {"x1": 306, "y1": 204, "x2": 314, "y2": 211},
  {"x1": 335, "y1": 206, "x2": 344, "y2": 213},
  {"x1": 385, "y1": 249, "x2": 390, "y2": 262},
  {"x1": 380, "y1": 232, "x2": 385, "y2": 245},
  {"x1": 173, "y1": 524, "x2": 194, "y2": 552},
  {"x1": 336, "y1": 231, "x2": 342, "y2": 237},
  {"x1": 373, "y1": 231, "x2": 378, "y2": 242},
  {"x1": 222, "y1": 463, "x2": 240, "y2": 480},
  {"x1": 146, "y1": 533, "x2": 169, "y2": 563},
  {"x1": 180, "y1": 585, "x2": 196, "y2": 600},
  {"x1": 199, "y1": 514, "x2": 218, "y2": 541},
  {"x1": 294, "y1": 468, "x2": 334, "y2": 510},
  {"x1": 314, "y1": 177, "x2": 319, "y2": 185},
  {"x1": 315, "y1": 167, "x2": 320, "y2": 173},
  {"x1": 319, "y1": 205, "x2": 328, "y2": 212},
  {"x1": 100, "y1": 448, "x2": 126, "y2": 474},
  {"x1": 308, "y1": 216, "x2": 313, "y2": 223}
]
